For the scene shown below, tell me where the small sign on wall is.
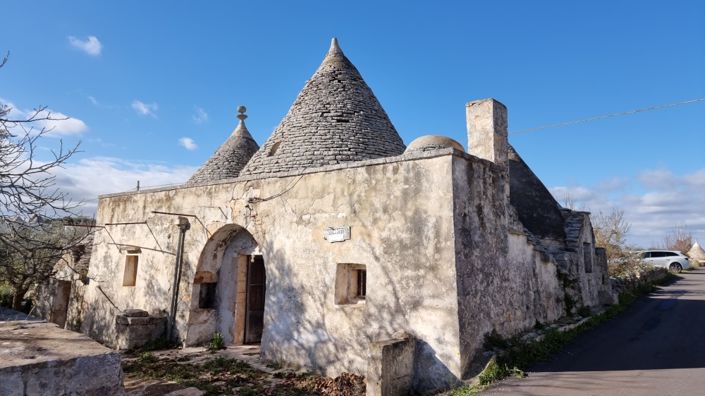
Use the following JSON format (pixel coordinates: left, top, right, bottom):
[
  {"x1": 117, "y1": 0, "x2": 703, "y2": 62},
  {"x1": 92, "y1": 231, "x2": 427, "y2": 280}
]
[{"x1": 324, "y1": 226, "x2": 351, "y2": 243}]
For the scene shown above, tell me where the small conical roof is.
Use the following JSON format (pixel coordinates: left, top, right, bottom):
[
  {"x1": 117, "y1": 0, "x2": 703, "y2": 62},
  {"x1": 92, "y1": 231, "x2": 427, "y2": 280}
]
[
  {"x1": 688, "y1": 241, "x2": 705, "y2": 261},
  {"x1": 187, "y1": 106, "x2": 260, "y2": 185},
  {"x1": 239, "y1": 38, "x2": 406, "y2": 176}
]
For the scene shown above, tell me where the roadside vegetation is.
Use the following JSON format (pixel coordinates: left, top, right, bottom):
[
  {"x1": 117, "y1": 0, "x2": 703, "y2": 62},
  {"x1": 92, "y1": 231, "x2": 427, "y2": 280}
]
[
  {"x1": 449, "y1": 208, "x2": 686, "y2": 395},
  {"x1": 449, "y1": 271, "x2": 677, "y2": 395}
]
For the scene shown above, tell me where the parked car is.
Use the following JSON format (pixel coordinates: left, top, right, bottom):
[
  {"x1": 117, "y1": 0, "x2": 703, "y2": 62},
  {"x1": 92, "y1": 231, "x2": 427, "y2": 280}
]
[{"x1": 638, "y1": 250, "x2": 690, "y2": 273}]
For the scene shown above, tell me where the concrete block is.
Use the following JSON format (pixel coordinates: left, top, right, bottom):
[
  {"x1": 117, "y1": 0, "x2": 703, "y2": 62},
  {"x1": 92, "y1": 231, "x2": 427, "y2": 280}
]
[{"x1": 367, "y1": 334, "x2": 415, "y2": 396}]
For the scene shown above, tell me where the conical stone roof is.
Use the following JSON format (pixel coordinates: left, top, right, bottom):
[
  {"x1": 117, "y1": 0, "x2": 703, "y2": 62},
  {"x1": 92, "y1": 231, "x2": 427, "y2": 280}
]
[
  {"x1": 239, "y1": 38, "x2": 406, "y2": 176},
  {"x1": 187, "y1": 106, "x2": 260, "y2": 185},
  {"x1": 688, "y1": 241, "x2": 705, "y2": 261}
]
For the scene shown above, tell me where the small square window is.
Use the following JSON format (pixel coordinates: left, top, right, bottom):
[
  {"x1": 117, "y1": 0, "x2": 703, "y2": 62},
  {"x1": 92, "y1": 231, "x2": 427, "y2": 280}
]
[
  {"x1": 199, "y1": 283, "x2": 217, "y2": 309},
  {"x1": 123, "y1": 254, "x2": 139, "y2": 286},
  {"x1": 335, "y1": 264, "x2": 367, "y2": 305}
]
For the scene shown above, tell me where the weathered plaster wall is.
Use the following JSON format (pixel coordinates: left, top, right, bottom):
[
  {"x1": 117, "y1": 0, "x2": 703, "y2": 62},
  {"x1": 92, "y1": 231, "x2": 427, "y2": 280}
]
[
  {"x1": 81, "y1": 211, "x2": 179, "y2": 345},
  {"x1": 34, "y1": 252, "x2": 89, "y2": 331},
  {"x1": 82, "y1": 151, "x2": 462, "y2": 390},
  {"x1": 451, "y1": 154, "x2": 565, "y2": 377}
]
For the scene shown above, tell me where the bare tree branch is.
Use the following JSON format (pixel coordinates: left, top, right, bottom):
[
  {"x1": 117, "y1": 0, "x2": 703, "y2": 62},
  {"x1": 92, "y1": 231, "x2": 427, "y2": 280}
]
[{"x1": 0, "y1": 54, "x2": 88, "y2": 309}]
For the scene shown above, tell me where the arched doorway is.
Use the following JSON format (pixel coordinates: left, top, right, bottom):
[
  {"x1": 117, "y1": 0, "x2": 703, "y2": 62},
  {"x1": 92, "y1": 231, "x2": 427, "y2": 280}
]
[{"x1": 189, "y1": 224, "x2": 266, "y2": 345}]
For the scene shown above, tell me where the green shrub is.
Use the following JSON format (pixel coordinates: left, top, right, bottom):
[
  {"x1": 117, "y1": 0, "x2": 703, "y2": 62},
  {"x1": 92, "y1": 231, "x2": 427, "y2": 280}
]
[
  {"x1": 138, "y1": 352, "x2": 158, "y2": 364},
  {"x1": 0, "y1": 283, "x2": 13, "y2": 308},
  {"x1": 207, "y1": 332, "x2": 225, "y2": 352}
]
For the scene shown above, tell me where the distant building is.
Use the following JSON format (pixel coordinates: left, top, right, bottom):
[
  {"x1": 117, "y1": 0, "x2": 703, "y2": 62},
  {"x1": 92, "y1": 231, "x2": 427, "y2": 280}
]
[
  {"x1": 72, "y1": 39, "x2": 613, "y2": 393},
  {"x1": 688, "y1": 241, "x2": 705, "y2": 265}
]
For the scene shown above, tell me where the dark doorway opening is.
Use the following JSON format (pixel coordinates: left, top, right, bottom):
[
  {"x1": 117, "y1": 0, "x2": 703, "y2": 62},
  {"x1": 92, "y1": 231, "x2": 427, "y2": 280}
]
[
  {"x1": 51, "y1": 280, "x2": 72, "y2": 328},
  {"x1": 244, "y1": 255, "x2": 266, "y2": 344}
]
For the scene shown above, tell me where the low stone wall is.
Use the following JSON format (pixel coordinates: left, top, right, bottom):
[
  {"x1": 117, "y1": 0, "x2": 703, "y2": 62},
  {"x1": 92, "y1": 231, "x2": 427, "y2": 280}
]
[
  {"x1": 0, "y1": 320, "x2": 124, "y2": 396},
  {"x1": 610, "y1": 267, "x2": 669, "y2": 296}
]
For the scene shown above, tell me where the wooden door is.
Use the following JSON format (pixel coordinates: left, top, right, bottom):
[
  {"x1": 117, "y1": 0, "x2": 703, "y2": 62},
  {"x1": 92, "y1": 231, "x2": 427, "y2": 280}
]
[{"x1": 244, "y1": 255, "x2": 266, "y2": 344}]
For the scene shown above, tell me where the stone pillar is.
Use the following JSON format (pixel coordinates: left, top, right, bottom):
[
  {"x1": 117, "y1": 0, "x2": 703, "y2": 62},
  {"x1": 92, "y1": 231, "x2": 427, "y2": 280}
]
[{"x1": 465, "y1": 98, "x2": 508, "y2": 166}]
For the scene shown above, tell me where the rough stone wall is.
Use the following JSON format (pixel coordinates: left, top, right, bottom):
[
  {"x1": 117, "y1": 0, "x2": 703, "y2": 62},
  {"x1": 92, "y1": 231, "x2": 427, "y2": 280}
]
[
  {"x1": 560, "y1": 211, "x2": 612, "y2": 310},
  {"x1": 507, "y1": 145, "x2": 566, "y2": 240},
  {"x1": 82, "y1": 151, "x2": 461, "y2": 391},
  {"x1": 451, "y1": 153, "x2": 566, "y2": 377}
]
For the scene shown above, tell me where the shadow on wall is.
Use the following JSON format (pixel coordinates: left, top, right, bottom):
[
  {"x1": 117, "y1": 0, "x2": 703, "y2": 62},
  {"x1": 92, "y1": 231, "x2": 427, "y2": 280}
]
[
  {"x1": 259, "y1": 213, "x2": 462, "y2": 394},
  {"x1": 186, "y1": 224, "x2": 259, "y2": 346},
  {"x1": 82, "y1": 249, "x2": 171, "y2": 347}
]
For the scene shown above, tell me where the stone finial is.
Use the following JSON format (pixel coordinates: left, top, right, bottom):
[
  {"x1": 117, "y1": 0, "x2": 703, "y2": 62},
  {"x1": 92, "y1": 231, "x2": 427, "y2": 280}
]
[
  {"x1": 232, "y1": 105, "x2": 253, "y2": 139},
  {"x1": 237, "y1": 105, "x2": 247, "y2": 122},
  {"x1": 329, "y1": 37, "x2": 343, "y2": 55},
  {"x1": 186, "y1": 103, "x2": 259, "y2": 185}
]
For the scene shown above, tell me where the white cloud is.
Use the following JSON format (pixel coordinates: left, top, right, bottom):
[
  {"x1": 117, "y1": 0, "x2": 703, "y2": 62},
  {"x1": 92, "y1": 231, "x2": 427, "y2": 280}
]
[
  {"x1": 178, "y1": 137, "x2": 198, "y2": 151},
  {"x1": 68, "y1": 36, "x2": 102, "y2": 56},
  {"x1": 192, "y1": 107, "x2": 208, "y2": 124},
  {"x1": 549, "y1": 167, "x2": 705, "y2": 248},
  {"x1": 51, "y1": 157, "x2": 197, "y2": 214},
  {"x1": 1, "y1": 98, "x2": 88, "y2": 137},
  {"x1": 131, "y1": 100, "x2": 158, "y2": 117}
]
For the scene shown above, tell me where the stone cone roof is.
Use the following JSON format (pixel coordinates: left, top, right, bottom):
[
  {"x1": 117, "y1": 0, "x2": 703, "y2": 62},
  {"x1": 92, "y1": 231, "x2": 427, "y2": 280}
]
[
  {"x1": 239, "y1": 38, "x2": 406, "y2": 176},
  {"x1": 187, "y1": 110, "x2": 260, "y2": 185},
  {"x1": 688, "y1": 241, "x2": 705, "y2": 261}
]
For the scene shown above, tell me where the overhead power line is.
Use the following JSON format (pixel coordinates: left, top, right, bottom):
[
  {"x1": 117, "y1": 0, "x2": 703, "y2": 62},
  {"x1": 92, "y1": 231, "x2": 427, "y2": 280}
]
[{"x1": 511, "y1": 97, "x2": 705, "y2": 136}]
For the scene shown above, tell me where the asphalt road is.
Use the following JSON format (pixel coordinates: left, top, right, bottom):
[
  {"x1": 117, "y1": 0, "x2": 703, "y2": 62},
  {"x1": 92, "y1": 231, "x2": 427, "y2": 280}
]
[{"x1": 484, "y1": 268, "x2": 705, "y2": 396}]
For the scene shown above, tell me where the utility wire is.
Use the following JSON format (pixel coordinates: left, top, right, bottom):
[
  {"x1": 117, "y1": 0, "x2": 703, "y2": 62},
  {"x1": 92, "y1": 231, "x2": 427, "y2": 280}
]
[{"x1": 511, "y1": 97, "x2": 705, "y2": 136}]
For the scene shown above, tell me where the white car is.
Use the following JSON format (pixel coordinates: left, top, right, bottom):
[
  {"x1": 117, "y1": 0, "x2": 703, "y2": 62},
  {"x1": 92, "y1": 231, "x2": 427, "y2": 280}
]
[{"x1": 639, "y1": 250, "x2": 691, "y2": 273}]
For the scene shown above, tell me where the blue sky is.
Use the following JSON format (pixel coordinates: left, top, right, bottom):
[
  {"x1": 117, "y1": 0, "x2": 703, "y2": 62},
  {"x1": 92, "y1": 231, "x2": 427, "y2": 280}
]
[{"x1": 1, "y1": 1, "x2": 704, "y2": 246}]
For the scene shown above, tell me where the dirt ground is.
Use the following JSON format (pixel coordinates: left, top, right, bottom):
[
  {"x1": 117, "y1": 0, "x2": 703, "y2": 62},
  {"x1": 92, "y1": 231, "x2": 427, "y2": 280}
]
[{"x1": 122, "y1": 345, "x2": 365, "y2": 396}]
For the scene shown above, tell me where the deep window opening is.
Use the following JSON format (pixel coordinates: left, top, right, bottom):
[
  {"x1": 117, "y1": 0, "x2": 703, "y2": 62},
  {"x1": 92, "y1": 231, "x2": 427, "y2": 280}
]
[
  {"x1": 199, "y1": 282, "x2": 217, "y2": 309},
  {"x1": 123, "y1": 253, "x2": 139, "y2": 286},
  {"x1": 335, "y1": 264, "x2": 367, "y2": 305},
  {"x1": 268, "y1": 141, "x2": 281, "y2": 157}
]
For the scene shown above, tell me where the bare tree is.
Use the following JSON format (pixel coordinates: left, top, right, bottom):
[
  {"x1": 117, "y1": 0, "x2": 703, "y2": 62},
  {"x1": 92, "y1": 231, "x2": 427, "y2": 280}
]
[
  {"x1": 592, "y1": 208, "x2": 631, "y2": 261},
  {"x1": 0, "y1": 219, "x2": 91, "y2": 309},
  {"x1": 662, "y1": 226, "x2": 693, "y2": 255},
  {"x1": 0, "y1": 53, "x2": 88, "y2": 309},
  {"x1": 561, "y1": 191, "x2": 576, "y2": 210}
]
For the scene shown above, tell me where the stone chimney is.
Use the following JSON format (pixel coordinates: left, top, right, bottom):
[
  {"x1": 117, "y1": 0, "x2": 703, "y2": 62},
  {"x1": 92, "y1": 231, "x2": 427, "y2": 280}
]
[{"x1": 465, "y1": 98, "x2": 508, "y2": 167}]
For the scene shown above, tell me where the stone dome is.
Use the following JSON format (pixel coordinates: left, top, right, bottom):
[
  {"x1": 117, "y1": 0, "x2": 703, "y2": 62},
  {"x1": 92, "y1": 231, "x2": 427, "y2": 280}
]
[
  {"x1": 239, "y1": 38, "x2": 406, "y2": 177},
  {"x1": 187, "y1": 106, "x2": 259, "y2": 185},
  {"x1": 405, "y1": 135, "x2": 464, "y2": 153}
]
